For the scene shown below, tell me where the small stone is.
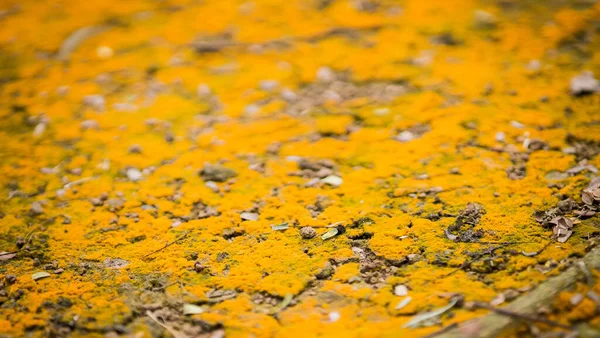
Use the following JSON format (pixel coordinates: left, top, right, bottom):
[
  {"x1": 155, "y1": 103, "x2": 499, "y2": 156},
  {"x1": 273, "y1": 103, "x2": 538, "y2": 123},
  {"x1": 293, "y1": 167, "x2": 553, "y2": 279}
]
[
  {"x1": 510, "y1": 120, "x2": 525, "y2": 129},
  {"x1": 83, "y1": 94, "x2": 106, "y2": 112},
  {"x1": 474, "y1": 10, "x2": 497, "y2": 29},
  {"x1": 194, "y1": 261, "x2": 207, "y2": 273},
  {"x1": 316, "y1": 66, "x2": 335, "y2": 83},
  {"x1": 300, "y1": 226, "x2": 317, "y2": 239},
  {"x1": 490, "y1": 293, "x2": 505, "y2": 306},
  {"x1": 259, "y1": 80, "x2": 279, "y2": 91},
  {"x1": 200, "y1": 164, "x2": 237, "y2": 182},
  {"x1": 394, "y1": 285, "x2": 409, "y2": 296},
  {"x1": 197, "y1": 84, "x2": 211, "y2": 97},
  {"x1": 96, "y1": 45, "x2": 114, "y2": 59},
  {"x1": 396, "y1": 131, "x2": 415, "y2": 142},
  {"x1": 128, "y1": 144, "x2": 142, "y2": 154},
  {"x1": 321, "y1": 175, "x2": 343, "y2": 187},
  {"x1": 495, "y1": 131, "x2": 505, "y2": 142},
  {"x1": 407, "y1": 254, "x2": 422, "y2": 263},
  {"x1": 171, "y1": 220, "x2": 182, "y2": 228},
  {"x1": 54, "y1": 268, "x2": 64, "y2": 274},
  {"x1": 328, "y1": 311, "x2": 341, "y2": 322},
  {"x1": 5, "y1": 274, "x2": 16, "y2": 284},
  {"x1": 449, "y1": 167, "x2": 460, "y2": 175},
  {"x1": 503, "y1": 289, "x2": 520, "y2": 301},
  {"x1": 526, "y1": 60, "x2": 541, "y2": 72},
  {"x1": 30, "y1": 201, "x2": 44, "y2": 216},
  {"x1": 316, "y1": 262, "x2": 335, "y2": 279},
  {"x1": 33, "y1": 123, "x2": 46, "y2": 138},
  {"x1": 103, "y1": 258, "x2": 129, "y2": 269},
  {"x1": 244, "y1": 104, "x2": 260, "y2": 115},
  {"x1": 281, "y1": 88, "x2": 297, "y2": 101},
  {"x1": 126, "y1": 168, "x2": 142, "y2": 181},
  {"x1": 113, "y1": 103, "x2": 137, "y2": 112},
  {"x1": 205, "y1": 181, "x2": 219, "y2": 192},
  {"x1": 570, "y1": 293, "x2": 584, "y2": 306},
  {"x1": 80, "y1": 119, "x2": 99, "y2": 130},
  {"x1": 240, "y1": 212, "x2": 259, "y2": 221},
  {"x1": 570, "y1": 71, "x2": 599, "y2": 96}
]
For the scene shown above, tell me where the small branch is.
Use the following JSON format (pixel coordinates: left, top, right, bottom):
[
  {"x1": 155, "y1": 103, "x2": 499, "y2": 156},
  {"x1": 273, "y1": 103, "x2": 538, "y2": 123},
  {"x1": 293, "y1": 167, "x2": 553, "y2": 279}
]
[
  {"x1": 146, "y1": 310, "x2": 187, "y2": 338},
  {"x1": 143, "y1": 231, "x2": 190, "y2": 258},
  {"x1": 473, "y1": 302, "x2": 570, "y2": 329},
  {"x1": 63, "y1": 176, "x2": 97, "y2": 190},
  {"x1": 423, "y1": 323, "x2": 459, "y2": 338}
]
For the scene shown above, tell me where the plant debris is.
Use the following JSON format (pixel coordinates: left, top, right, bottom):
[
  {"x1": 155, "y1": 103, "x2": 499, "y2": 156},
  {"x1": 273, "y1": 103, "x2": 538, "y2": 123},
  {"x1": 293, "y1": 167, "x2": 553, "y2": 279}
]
[
  {"x1": 31, "y1": 271, "x2": 51, "y2": 281},
  {"x1": 271, "y1": 223, "x2": 289, "y2": 231},
  {"x1": 402, "y1": 297, "x2": 459, "y2": 328}
]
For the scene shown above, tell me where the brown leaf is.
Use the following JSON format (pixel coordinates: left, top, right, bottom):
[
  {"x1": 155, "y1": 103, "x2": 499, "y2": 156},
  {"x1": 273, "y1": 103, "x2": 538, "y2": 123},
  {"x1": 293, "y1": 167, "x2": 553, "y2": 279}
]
[
  {"x1": 582, "y1": 190, "x2": 594, "y2": 205},
  {"x1": 0, "y1": 252, "x2": 16, "y2": 261}
]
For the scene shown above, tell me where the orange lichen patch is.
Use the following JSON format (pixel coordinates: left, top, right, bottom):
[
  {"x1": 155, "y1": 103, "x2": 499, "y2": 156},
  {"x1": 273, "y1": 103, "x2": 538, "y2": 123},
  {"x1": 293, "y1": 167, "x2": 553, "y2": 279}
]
[{"x1": 1, "y1": 0, "x2": 600, "y2": 337}]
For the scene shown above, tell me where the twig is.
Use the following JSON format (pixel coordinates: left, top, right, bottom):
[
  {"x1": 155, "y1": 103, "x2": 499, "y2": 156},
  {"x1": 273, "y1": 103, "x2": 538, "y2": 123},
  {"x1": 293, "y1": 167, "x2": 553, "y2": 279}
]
[
  {"x1": 146, "y1": 310, "x2": 187, "y2": 338},
  {"x1": 442, "y1": 244, "x2": 506, "y2": 277},
  {"x1": 436, "y1": 246, "x2": 600, "y2": 338},
  {"x1": 521, "y1": 238, "x2": 554, "y2": 257},
  {"x1": 57, "y1": 26, "x2": 108, "y2": 60},
  {"x1": 63, "y1": 176, "x2": 97, "y2": 190},
  {"x1": 423, "y1": 323, "x2": 459, "y2": 338},
  {"x1": 0, "y1": 251, "x2": 17, "y2": 257},
  {"x1": 152, "y1": 281, "x2": 180, "y2": 292},
  {"x1": 473, "y1": 302, "x2": 571, "y2": 329},
  {"x1": 143, "y1": 231, "x2": 190, "y2": 258}
]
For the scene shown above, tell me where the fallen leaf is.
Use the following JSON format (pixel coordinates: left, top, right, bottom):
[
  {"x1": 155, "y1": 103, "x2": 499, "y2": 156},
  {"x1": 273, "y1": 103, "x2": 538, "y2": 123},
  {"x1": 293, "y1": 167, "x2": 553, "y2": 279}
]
[
  {"x1": 271, "y1": 223, "x2": 289, "y2": 231},
  {"x1": 183, "y1": 303, "x2": 204, "y2": 315},
  {"x1": 241, "y1": 212, "x2": 259, "y2": 221},
  {"x1": 0, "y1": 252, "x2": 16, "y2": 261},
  {"x1": 402, "y1": 297, "x2": 459, "y2": 328},
  {"x1": 321, "y1": 228, "x2": 339, "y2": 240},
  {"x1": 395, "y1": 296, "x2": 412, "y2": 310},
  {"x1": 32, "y1": 271, "x2": 51, "y2": 281}
]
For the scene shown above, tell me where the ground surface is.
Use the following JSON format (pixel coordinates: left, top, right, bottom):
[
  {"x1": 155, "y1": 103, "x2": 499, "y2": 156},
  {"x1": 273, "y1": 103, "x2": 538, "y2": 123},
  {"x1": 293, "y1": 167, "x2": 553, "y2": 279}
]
[{"x1": 1, "y1": 0, "x2": 600, "y2": 337}]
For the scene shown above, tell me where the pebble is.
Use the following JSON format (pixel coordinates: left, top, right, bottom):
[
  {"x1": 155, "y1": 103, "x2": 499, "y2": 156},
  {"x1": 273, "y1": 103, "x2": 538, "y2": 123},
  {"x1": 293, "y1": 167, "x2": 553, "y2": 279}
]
[
  {"x1": 205, "y1": 181, "x2": 219, "y2": 192},
  {"x1": 83, "y1": 94, "x2": 106, "y2": 112},
  {"x1": 5, "y1": 274, "x2": 16, "y2": 284},
  {"x1": 259, "y1": 80, "x2": 279, "y2": 91},
  {"x1": 394, "y1": 285, "x2": 408, "y2": 296},
  {"x1": 570, "y1": 71, "x2": 599, "y2": 96},
  {"x1": 103, "y1": 258, "x2": 129, "y2": 269},
  {"x1": 113, "y1": 103, "x2": 137, "y2": 112},
  {"x1": 96, "y1": 45, "x2": 114, "y2": 59},
  {"x1": 80, "y1": 119, "x2": 99, "y2": 130},
  {"x1": 321, "y1": 175, "x2": 343, "y2": 187},
  {"x1": 510, "y1": 120, "x2": 524, "y2": 129},
  {"x1": 244, "y1": 104, "x2": 261, "y2": 115},
  {"x1": 495, "y1": 131, "x2": 505, "y2": 142},
  {"x1": 328, "y1": 311, "x2": 341, "y2": 322},
  {"x1": 33, "y1": 123, "x2": 46, "y2": 138},
  {"x1": 300, "y1": 226, "x2": 317, "y2": 239},
  {"x1": 197, "y1": 84, "x2": 212, "y2": 97},
  {"x1": 570, "y1": 293, "x2": 584, "y2": 306},
  {"x1": 128, "y1": 144, "x2": 142, "y2": 154},
  {"x1": 316, "y1": 66, "x2": 335, "y2": 83},
  {"x1": 474, "y1": 9, "x2": 497, "y2": 28},
  {"x1": 396, "y1": 131, "x2": 414, "y2": 142},
  {"x1": 126, "y1": 168, "x2": 142, "y2": 181},
  {"x1": 240, "y1": 212, "x2": 259, "y2": 221},
  {"x1": 30, "y1": 201, "x2": 44, "y2": 215},
  {"x1": 281, "y1": 88, "x2": 297, "y2": 101}
]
